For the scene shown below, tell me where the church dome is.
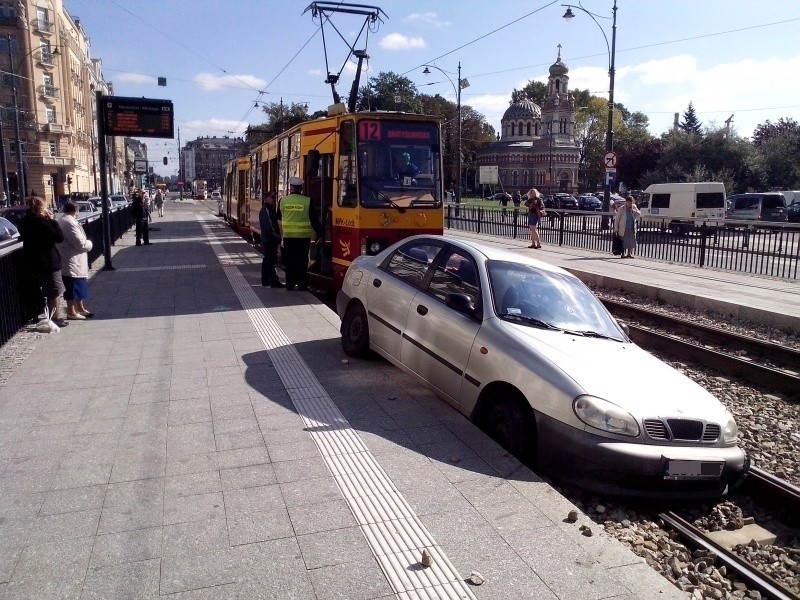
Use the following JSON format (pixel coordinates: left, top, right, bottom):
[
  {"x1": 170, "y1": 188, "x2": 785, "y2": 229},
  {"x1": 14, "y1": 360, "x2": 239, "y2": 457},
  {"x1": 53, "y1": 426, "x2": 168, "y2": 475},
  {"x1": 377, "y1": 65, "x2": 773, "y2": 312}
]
[
  {"x1": 502, "y1": 98, "x2": 541, "y2": 121},
  {"x1": 549, "y1": 56, "x2": 569, "y2": 77}
]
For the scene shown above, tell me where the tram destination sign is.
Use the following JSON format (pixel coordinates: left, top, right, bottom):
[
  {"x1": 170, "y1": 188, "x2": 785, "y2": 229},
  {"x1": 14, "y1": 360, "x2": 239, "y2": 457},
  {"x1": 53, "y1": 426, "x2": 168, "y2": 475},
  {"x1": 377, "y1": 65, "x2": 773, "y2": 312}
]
[{"x1": 101, "y1": 96, "x2": 174, "y2": 139}]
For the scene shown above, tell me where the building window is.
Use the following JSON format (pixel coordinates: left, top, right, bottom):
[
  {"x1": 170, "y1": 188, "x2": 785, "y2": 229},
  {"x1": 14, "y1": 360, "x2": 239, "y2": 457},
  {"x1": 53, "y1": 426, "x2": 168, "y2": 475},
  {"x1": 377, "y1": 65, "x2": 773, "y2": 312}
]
[
  {"x1": 526, "y1": 123, "x2": 531, "y2": 136},
  {"x1": 512, "y1": 171, "x2": 518, "y2": 187},
  {"x1": 523, "y1": 171, "x2": 529, "y2": 187},
  {"x1": 43, "y1": 73, "x2": 54, "y2": 95},
  {"x1": 0, "y1": 37, "x2": 19, "y2": 54},
  {"x1": 510, "y1": 123, "x2": 515, "y2": 136},
  {"x1": 49, "y1": 140, "x2": 58, "y2": 157},
  {"x1": 46, "y1": 107, "x2": 56, "y2": 123},
  {"x1": 518, "y1": 121, "x2": 523, "y2": 136}
]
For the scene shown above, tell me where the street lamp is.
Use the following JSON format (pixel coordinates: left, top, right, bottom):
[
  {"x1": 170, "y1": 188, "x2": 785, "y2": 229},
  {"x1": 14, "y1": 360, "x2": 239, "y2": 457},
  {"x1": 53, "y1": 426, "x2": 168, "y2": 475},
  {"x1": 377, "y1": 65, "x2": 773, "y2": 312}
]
[
  {"x1": 562, "y1": 0, "x2": 617, "y2": 217},
  {"x1": 4, "y1": 34, "x2": 60, "y2": 202},
  {"x1": 422, "y1": 62, "x2": 470, "y2": 204}
]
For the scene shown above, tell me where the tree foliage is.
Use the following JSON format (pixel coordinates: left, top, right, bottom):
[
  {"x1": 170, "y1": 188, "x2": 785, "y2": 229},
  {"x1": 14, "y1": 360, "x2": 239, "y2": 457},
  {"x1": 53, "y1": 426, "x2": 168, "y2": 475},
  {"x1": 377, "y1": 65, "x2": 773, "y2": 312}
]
[
  {"x1": 751, "y1": 117, "x2": 800, "y2": 147},
  {"x1": 245, "y1": 101, "x2": 312, "y2": 148},
  {"x1": 355, "y1": 72, "x2": 421, "y2": 113},
  {"x1": 679, "y1": 101, "x2": 703, "y2": 136}
]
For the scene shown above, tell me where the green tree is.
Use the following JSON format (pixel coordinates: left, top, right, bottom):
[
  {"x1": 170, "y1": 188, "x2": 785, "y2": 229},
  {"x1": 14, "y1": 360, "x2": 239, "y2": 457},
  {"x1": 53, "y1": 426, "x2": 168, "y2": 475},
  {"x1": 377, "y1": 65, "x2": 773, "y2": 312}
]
[
  {"x1": 511, "y1": 81, "x2": 547, "y2": 105},
  {"x1": 679, "y1": 101, "x2": 703, "y2": 136},
  {"x1": 245, "y1": 101, "x2": 312, "y2": 149},
  {"x1": 751, "y1": 117, "x2": 799, "y2": 147},
  {"x1": 356, "y1": 72, "x2": 421, "y2": 113}
]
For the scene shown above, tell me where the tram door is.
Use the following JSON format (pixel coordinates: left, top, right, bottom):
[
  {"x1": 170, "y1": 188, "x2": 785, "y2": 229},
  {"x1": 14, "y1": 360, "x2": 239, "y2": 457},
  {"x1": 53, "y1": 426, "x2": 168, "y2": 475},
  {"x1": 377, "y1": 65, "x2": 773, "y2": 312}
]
[{"x1": 307, "y1": 151, "x2": 335, "y2": 277}]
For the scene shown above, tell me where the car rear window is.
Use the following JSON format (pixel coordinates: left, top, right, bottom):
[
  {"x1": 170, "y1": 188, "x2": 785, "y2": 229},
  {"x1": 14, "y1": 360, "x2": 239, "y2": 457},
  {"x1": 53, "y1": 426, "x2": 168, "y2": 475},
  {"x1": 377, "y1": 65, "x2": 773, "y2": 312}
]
[
  {"x1": 762, "y1": 195, "x2": 785, "y2": 209},
  {"x1": 733, "y1": 196, "x2": 759, "y2": 210}
]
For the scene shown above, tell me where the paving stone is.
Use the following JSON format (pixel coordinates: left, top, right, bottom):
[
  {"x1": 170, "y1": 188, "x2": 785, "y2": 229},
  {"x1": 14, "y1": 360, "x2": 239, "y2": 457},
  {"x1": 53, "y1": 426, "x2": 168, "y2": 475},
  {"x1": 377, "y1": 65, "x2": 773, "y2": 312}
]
[
  {"x1": 162, "y1": 517, "x2": 230, "y2": 557},
  {"x1": 296, "y1": 526, "x2": 373, "y2": 570},
  {"x1": 163, "y1": 491, "x2": 225, "y2": 526},
  {"x1": 286, "y1": 499, "x2": 356, "y2": 536},
  {"x1": 89, "y1": 527, "x2": 162, "y2": 569},
  {"x1": 307, "y1": 555, "x2": 393, "y2": 600},
  {"x1": 220, "y1": 464, "x2": 276, "y2": 491},
  {"x1": 165, "y1": 470, "x2": 222, "y2": 499},
  {"x1": 80, "y1": 558, "x2": 160, "y2": 600},
  {"x1": 3, "y1": 537, "x2": 92, "y2": 600},
  {"x1": 272, "y1": 456, "x2": 331, "y2": 484},
  {"x1": 28, "y1": 508, "x2": 102, "y2": 543}
]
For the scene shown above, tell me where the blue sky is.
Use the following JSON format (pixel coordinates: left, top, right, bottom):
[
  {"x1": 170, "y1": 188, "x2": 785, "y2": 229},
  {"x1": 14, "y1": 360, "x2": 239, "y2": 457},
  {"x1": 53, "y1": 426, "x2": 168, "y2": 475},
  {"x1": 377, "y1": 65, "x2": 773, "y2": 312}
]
[{"x1": 66, "y1": 0, "x2": 800, "y2": 176}]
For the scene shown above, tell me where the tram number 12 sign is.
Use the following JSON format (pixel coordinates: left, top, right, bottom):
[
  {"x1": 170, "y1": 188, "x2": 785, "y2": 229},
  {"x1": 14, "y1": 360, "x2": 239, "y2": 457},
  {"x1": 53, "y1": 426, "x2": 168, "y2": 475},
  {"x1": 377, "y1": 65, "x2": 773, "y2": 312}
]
[{"x1": 101, "y1": 96, "x2": 174, "y2": 139}]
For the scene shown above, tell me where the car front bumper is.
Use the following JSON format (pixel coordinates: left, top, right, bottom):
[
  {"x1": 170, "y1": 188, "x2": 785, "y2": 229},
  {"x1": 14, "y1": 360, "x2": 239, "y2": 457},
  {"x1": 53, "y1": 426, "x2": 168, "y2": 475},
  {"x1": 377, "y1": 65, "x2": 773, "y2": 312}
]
[{"x1": 536, "y1": 412, "x2": 749, "y2": 498}]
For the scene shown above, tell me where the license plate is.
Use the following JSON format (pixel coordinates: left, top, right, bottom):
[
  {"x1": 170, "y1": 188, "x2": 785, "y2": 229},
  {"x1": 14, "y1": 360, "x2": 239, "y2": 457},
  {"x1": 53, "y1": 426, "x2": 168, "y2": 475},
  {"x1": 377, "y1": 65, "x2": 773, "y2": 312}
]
[
  {"x1": 651, "y1": 208, "x2": 660, "y2": 214},
  {"x1": 664, "y1": 460, "x2": 723, "y2": 480}
]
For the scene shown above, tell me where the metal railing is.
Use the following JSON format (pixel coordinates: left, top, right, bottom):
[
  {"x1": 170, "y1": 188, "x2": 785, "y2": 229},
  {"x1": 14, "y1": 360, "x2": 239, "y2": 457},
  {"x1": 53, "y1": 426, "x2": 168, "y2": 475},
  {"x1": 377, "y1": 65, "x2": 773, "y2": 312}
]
[
  {"x1": 0, "y1": 206, "x2": 133, "y2": 347},
  {"x1": 445, "y1": 204, "x2": 800, "y2": 280}
]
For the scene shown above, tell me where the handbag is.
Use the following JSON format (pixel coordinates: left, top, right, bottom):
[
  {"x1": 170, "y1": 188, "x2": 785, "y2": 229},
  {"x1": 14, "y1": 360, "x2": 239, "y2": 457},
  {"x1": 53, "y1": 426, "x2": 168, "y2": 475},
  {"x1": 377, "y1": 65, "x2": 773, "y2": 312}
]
[{"x1": 612, "y1": 233, "x2": 623, "y2": 255}]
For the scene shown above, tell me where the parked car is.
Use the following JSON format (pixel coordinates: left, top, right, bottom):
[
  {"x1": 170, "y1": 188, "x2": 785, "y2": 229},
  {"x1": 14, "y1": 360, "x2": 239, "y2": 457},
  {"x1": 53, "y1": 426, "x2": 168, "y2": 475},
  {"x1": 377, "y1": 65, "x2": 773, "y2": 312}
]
[
  {"x1": 485, "y1": 192, "x2": 512, "y2": 203},
  {"x1": 336, "y1": 235, "x2": 747, "y2": 498},
  {"x1": 76, "y1": 200, "x2": 98, "y2": 216},
  {"x1": 788, "y1": 201, "x2": 800, "y2": 223},
  {"x1": 0, "y1": 216, "x2": 20, "y2": 248},
  {"x1": 554, "y1": 193, "x2": 578, "y2": 209},
  {"x1": 726, "y1": 193, "x2": 787, "y2": 223},
  {"x1": 0, "y1": 205, "x2": 29, "y2": 226},
  {"x1": 542, "y1": 195, "x2": 555, "y2": 209},
  {"x1": 577, "y1": 195, "x2": 602, "y2": 211},
  {"x1": 110, "y1": 194, "x2": 130, "y2": 207}
]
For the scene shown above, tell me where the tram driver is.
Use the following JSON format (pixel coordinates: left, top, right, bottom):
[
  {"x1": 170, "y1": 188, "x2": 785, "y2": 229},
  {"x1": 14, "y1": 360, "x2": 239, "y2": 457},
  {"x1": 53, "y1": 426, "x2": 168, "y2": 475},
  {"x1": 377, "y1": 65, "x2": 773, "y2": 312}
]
[{"x1": 393, "y1": 152, "x2": 420, "y2": 180}]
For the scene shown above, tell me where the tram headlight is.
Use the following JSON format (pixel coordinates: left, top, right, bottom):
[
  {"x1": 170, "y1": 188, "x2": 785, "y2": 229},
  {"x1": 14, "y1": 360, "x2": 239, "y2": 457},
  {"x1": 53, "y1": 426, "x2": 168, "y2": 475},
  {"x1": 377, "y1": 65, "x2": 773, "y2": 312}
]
[
  {"x1": 721, "y1": 410, "x2": 738, "y2": 444},
  {"x1": 573, "y1": 395, "x2": 640, "y2": 437},
  {"x1": 369, "y1": 241, "x2": 382, "y2": 254}
]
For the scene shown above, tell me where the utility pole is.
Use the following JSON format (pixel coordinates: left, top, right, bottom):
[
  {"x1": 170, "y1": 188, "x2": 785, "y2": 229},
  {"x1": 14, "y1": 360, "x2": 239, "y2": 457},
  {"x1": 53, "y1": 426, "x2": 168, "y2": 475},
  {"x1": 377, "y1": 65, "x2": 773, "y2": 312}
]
[{"x1": 177, "y1": 127, "x2": 183, "y2": 201}]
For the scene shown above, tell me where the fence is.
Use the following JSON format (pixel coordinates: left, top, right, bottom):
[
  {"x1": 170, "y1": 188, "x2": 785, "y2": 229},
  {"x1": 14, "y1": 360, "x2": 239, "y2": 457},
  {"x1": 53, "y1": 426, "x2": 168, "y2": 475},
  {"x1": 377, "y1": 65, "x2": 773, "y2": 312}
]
[
  {"x1": 0, "y1": 206, "x2": 133, "y2": 347},
  {"x1": 445, "y1": 204, "x2": 800, "y2": 280}
]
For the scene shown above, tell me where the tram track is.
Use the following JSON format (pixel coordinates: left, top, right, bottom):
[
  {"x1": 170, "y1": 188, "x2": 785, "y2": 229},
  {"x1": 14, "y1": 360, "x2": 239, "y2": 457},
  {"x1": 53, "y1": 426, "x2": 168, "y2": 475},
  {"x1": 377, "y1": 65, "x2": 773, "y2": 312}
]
[{"x1": 602, "y1": 299, "x2": 800, "y2": 400}]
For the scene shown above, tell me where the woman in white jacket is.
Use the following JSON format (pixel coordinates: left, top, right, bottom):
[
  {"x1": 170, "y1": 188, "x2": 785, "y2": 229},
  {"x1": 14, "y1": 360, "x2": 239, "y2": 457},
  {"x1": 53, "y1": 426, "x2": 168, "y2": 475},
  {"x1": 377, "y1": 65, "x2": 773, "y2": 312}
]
[
  {"x1": 613, "y1": 196, "x2": 641, "y2": 258},
  {"x1": 58, "y1": 202, "x2": 94, "y2": 319}
]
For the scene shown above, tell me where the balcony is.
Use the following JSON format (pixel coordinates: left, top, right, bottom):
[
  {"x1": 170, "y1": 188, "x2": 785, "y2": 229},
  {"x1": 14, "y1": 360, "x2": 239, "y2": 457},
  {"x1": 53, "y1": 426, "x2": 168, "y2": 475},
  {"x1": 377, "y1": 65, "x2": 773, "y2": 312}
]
[
  {"x1": 37, "y1": 85, "x2": 59, "y2": 100},
  {"x1": 29, "y1": 155, "x2": 76, "y2": 167},
  {"x1": 33, "y1": 19, "x2": 54, "y2": 34},
  {"x1": 39, "y1": 122, "x2": 74, "y2": 135}
]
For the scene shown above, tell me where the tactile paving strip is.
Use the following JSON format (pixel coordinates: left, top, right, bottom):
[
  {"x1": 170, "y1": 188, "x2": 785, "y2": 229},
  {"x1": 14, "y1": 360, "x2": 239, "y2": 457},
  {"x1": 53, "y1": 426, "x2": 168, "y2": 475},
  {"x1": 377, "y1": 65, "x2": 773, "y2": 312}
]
[{"x1": 200, "y1": 218, "x2": 475, "y2": 599}]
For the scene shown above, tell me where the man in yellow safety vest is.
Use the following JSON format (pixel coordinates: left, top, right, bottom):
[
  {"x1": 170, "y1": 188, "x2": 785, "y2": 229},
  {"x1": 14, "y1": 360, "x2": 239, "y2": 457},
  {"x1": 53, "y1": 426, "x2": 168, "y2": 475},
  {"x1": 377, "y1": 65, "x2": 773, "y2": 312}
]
[{"x1": 278, "y1": 177, "x2": 322, "y2": 291}]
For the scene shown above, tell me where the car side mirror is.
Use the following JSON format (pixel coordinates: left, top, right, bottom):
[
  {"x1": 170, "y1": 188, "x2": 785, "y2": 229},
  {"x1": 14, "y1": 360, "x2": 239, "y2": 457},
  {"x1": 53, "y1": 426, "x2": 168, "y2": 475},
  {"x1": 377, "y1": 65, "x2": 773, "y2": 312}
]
[
  {"x1": 445, "y1": 292, "x2": 476, "y2": 315},
  {"x1": 618, "y1": 321, "x2": 630, "y2": 336}
]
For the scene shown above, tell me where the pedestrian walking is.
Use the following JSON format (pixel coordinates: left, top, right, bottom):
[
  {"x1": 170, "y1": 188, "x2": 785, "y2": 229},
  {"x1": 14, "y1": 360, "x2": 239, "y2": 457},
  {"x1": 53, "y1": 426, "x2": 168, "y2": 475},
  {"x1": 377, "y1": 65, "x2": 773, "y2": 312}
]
[
  {"x1": 278, "y1": 177, "x2": 322, "y2": 291},
  {"x1": 499, "y1": 193, "x2": 509, "y2": 217},
  {"x1": 259, "y1": 191, "x2": 284, "y2": 287},
  {"x1": 154, "y1": 188, "x2": 165, "y2": 217},
  {"x1": 614, "y1": 196, "x2": 641, "y2": 258},
  {"x1": 58, "y1": 202, "x2": 94, "y2": 319},
  {"x1": 525, "y1": 188, "x2": 545, "y2": 249},
  {"x1": 131, "y1": 191, "x2": 151, "y2": 246},
  {"x1": 17, "y1": 196, "x2": 69, "y2": 328}
]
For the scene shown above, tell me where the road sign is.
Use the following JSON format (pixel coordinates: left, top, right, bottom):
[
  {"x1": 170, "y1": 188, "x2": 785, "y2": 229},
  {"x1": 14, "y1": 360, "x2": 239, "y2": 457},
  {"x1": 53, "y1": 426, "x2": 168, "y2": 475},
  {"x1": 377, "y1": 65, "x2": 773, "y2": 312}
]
[
  {"x1": 605, "y1": 169, "x2": 617, "y2": 186},
  {"x1": 134, "y1": 159, "x2": 147, "y2": 174},
  {"x1": 604, "y1": 151, "x2": 618, "y2": 168}
]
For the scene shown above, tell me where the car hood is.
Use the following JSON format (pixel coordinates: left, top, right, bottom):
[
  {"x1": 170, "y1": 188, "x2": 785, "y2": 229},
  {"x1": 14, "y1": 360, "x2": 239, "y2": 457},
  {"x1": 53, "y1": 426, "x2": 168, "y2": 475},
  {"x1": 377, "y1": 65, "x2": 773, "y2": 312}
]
[{"x1": 499, "y1": 320, "x2": 726, "y2": 419}]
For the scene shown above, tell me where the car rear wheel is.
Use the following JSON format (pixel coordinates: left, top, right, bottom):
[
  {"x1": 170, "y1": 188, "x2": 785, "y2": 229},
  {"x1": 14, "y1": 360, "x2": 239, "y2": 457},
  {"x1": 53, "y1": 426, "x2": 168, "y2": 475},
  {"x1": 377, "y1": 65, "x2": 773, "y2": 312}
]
[
  {"x1": 484, "y1": 398, "x2": 536, "y2": 465},
  {"x1": 341, "y1": 303, "x2": 370, "y2": 358}
]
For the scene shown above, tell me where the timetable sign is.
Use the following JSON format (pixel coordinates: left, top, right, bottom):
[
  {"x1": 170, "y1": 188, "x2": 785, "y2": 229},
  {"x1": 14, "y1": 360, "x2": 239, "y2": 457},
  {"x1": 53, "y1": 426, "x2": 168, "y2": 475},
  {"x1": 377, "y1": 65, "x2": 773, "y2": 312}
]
[{"x1": 101, "y1": 96, "x2": 174, "y2": 139}]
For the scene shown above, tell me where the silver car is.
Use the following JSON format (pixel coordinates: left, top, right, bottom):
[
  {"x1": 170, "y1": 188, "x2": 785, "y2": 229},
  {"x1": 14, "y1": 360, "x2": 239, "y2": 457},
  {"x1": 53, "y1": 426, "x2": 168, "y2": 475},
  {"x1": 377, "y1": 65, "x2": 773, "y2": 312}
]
[{"x1": 336, "y1": 235, "x2": 747, "y2": 498}]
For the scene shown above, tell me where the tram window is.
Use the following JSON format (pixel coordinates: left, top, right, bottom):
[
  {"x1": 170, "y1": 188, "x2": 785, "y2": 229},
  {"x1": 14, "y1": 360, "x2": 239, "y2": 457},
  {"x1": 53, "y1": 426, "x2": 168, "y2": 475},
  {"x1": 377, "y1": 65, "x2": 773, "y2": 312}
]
[{"x1": 338, "y1": 121, "x2": 357, "y2": 207}]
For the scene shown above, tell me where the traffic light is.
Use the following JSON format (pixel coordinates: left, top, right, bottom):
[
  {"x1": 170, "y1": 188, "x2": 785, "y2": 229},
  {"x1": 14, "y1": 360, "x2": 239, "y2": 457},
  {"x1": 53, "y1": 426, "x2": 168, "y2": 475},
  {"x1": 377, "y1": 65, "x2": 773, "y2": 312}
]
[{"x1": 163, "y1": 157, "x2": 168, "y2": 165}]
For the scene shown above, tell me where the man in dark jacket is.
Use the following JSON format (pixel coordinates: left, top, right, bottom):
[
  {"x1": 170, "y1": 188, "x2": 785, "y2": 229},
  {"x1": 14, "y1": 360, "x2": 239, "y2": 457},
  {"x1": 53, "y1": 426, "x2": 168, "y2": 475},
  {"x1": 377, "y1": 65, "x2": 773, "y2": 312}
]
[
  {"x1": 17, "y1": 197, "x2": 68, "y2": 327},
  {"x1": 259, "y1": 191, "x2": 283, "y2": 287},
  {"x1": 131, "y1": 191, "x2": 151, "y2": 245}
]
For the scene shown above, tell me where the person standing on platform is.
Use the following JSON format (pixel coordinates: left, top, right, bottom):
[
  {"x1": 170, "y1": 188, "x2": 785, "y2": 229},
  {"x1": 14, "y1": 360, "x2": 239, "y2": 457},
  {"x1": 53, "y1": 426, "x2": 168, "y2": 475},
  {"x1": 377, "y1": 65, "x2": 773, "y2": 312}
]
[
  {"x1": 525, "y1": 188, "x2": 545, "y2": 249},
  {"x1": 131, "y1": 191, "x2": 151, "y2": 246},
  {"x1": 614, "y1": 195, "x2": 641, "y2": 258},
  {"x1": 259, "y1": 191, "x2": 284, "y2": 287},
  {"x1": 154, "y1": 188, "x2": 165, "y2": 217},
  {"x1": 17, "y1": 196, "x2": 68, "y2": 328},
  {"x1": 278, "y1": 177, "x2": 322, "y2": 291},
  {"x1": 58, "y1": 202, "x2": 94, "y2": 319}
]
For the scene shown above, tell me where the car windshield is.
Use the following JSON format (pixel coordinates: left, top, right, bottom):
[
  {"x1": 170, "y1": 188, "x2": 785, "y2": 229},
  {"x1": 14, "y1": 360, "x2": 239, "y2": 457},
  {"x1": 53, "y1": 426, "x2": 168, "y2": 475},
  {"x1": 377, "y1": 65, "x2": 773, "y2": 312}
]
[
  {"x1": 488, "y1": 260, "x2": 625, "y2": 340},
  {"x1": 356, "y1": 120, "x2": 442, "y2": 209}
]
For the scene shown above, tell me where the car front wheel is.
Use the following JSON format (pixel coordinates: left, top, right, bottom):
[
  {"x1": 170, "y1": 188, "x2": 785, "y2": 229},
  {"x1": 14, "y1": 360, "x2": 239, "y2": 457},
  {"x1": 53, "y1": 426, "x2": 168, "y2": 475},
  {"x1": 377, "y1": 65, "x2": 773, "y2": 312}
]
[
  {"x1": 484, "y1": 398, "x2": 536, "y2": 465},
  {"x1": 341, "y1": 303, "x2": 370, "y2": 357}
]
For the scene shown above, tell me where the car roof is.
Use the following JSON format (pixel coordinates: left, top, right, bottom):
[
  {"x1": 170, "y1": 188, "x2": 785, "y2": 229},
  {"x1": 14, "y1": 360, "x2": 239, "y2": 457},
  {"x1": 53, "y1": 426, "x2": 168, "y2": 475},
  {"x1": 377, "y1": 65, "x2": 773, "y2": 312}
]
[{"x1": 403, "y1": 235, "x2": 573, "y2": 277}]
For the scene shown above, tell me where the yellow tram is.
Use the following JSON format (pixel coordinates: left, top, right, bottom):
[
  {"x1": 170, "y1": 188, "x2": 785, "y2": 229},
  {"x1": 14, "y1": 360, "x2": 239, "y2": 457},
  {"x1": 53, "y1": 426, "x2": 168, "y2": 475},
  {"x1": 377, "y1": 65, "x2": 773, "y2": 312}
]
[{"x1": 226, "y1": 110, "x2": 445, "y2": 292}]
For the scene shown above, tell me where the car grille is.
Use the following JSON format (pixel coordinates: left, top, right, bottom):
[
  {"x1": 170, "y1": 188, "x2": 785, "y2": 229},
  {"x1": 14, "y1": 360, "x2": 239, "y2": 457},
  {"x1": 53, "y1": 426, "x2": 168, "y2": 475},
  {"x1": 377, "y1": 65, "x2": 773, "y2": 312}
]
[{"x1": 643, "y1": 419, "x2": 718, "y2": 442}]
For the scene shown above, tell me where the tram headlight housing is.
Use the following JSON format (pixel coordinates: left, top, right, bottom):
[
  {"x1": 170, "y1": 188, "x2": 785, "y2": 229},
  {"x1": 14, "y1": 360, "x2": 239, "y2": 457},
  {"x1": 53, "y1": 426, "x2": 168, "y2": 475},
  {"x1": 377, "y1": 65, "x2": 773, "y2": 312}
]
[
  {"x1": 573, "y1": 395, "x2": 640, "y2": 437},
  {"x1": 365, "y1": 238, "x2": 388, "y2": 256}
]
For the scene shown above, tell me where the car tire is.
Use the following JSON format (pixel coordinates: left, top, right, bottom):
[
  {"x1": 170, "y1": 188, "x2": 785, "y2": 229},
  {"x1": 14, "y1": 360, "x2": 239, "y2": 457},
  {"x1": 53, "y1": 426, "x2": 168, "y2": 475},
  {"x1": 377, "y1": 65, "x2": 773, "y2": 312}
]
[
  {"x1": 484, "y1": 398, "x2": 536, "y2": 465},
  {"x1": 341, "y1": 303, "x2": 370, "y2": 358}
]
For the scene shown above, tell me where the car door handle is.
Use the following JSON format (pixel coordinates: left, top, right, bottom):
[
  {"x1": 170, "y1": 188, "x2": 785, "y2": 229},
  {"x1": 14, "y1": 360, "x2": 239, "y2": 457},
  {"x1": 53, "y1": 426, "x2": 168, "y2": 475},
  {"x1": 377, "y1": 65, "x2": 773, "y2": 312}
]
[
  {"x1": 416, "y1": 305, "x2": 428, "y2": 316},
  {"x1": 372, "y1": 278, "x2": 382, "y2": 288}
]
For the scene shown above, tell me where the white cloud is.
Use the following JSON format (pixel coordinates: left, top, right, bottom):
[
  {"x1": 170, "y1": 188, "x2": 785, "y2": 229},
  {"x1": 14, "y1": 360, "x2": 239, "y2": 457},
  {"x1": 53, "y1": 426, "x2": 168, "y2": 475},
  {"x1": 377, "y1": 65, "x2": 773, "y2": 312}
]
[
  {"x1": 114, "y1": 72, "x2": 157, "y2": 85},
  {"x1": 379, "y1": 33, "x2": 426, "y2": 51},
  {"x1": 467, "y1": 94, "x2": 513, "y2": 131},
  {"x1": 192, "y1": 72, "x2": 267, "y2": 91},
  {"x1": 308, "y1": 68, "x2": 323, "y2": 77},
  {"x1": 403, "y1": 12, "x2": 452, "y2": 28},
  {"x1": 181, "y1": 118, "x2": 249, "y2": 141},
  {"x1": 621, "y1": 55, "x2": 697, "y2": 86}
]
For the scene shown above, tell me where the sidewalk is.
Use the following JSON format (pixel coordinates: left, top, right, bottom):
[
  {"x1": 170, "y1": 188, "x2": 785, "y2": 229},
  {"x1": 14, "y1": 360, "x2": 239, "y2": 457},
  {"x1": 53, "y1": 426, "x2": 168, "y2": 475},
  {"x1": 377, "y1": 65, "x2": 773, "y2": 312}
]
[{"x1": 0, "y1": 202, "x2": 685, "y2": 599}]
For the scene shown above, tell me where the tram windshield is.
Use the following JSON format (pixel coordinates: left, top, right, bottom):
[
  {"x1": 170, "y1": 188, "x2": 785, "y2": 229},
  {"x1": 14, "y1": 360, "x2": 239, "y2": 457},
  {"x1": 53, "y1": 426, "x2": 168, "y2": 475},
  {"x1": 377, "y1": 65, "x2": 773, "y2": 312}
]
[{"x1": 356, "y1": 120, "x2": 442, "y2": 209}]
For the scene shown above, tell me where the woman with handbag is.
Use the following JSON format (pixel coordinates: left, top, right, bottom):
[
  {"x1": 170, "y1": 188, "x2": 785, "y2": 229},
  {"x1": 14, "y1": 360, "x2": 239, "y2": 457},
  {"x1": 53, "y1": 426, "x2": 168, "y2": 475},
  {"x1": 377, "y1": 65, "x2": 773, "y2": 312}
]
[
  {"x1": 525, "y1": 188, "x2": 545, "y2": 249},
  {"x1": 613, "y1": 196, "x2": 641, "y2": 258}
]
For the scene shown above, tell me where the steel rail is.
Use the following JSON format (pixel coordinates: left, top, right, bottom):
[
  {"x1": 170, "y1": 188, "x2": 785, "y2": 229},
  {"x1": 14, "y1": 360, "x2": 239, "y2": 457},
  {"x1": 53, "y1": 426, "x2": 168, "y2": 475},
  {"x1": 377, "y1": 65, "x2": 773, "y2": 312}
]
[
  {"x1": 602, "y1": 298, "x2": 800, "y2": 370},
  {"x1": 658, "y1": 511, "x2": 798, "y2": 600},
  {"x1": 742, "y1": 465, "x2": 800, "y2": 527}
]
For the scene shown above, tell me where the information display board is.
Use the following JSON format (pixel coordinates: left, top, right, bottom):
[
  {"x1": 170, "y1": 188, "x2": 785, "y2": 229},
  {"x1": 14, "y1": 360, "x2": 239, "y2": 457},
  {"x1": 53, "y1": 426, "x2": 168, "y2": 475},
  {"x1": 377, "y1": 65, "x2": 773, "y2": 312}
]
[{"x1": 101, "y1": 96, "x2": 174, "y2": 139}]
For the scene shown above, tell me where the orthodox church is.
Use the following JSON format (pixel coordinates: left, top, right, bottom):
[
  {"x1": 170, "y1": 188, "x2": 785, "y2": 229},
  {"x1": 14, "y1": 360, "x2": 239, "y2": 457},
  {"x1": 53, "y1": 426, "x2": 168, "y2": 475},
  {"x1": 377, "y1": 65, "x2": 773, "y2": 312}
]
[{"x1": 477, "y1": 47, "x2": 581, "y2": 195}]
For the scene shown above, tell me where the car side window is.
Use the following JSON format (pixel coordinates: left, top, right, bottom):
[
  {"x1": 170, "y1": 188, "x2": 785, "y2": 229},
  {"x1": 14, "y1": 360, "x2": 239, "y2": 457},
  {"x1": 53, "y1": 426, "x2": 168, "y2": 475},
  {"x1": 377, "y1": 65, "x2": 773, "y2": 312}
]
[
  {"x1": 427, "y1": 250, "x2": 481, "y2": 310},
  {"x1": 383, "y1": 242, "x2": 442, "y2": 288}
]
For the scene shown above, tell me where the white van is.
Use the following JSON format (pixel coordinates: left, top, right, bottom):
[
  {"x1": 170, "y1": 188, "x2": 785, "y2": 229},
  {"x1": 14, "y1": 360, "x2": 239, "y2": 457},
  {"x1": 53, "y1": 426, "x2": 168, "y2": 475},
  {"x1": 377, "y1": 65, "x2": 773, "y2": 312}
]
[{"x1": 639, "y1": 183, "x2": 727, "y2": 221}]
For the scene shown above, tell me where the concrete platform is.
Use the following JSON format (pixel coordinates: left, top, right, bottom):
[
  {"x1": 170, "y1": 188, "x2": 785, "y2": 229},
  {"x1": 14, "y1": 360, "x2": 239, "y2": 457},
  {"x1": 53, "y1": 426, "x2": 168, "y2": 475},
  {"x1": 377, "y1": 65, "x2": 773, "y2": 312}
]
[{"x1": 0, "y1": 202, "x2": 714, "y2": 599}]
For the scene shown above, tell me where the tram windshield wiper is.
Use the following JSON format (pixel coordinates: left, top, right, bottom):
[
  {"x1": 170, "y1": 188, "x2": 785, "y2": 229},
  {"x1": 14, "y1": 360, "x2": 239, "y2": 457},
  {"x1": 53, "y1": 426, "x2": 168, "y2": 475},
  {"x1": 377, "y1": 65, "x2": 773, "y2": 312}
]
[{"x1": 361, "y1": 181, "x2": 405, "y2": 212}]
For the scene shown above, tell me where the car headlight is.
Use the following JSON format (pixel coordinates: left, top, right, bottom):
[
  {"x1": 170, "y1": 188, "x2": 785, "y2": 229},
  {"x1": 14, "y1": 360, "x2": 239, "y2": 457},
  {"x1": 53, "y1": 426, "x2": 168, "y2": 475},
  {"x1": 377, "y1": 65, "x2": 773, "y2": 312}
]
[
  {"x1": 722, "y1": 410, "x2": 738, "y2": 444},
  {"x1": 573, "y1": 395, "x2": 640, "y2": 437}
]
